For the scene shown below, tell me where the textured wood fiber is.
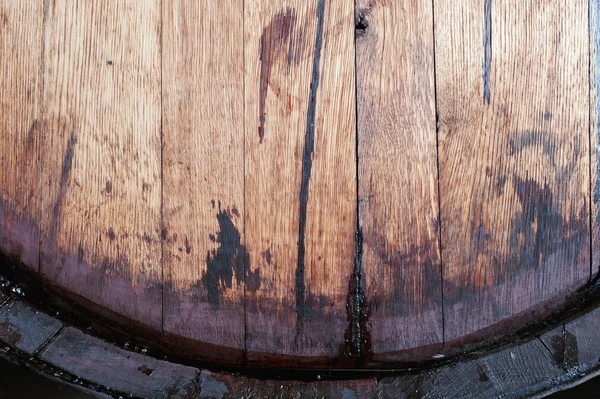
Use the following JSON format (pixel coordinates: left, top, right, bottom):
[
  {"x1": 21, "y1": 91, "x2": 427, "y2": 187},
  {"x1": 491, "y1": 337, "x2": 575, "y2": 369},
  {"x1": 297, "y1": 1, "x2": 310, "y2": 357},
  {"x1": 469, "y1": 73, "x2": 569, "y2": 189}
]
[
  {"x1": 0, "y1": 1, "x2": 42, "y2": 270},
  {"x1": 40, "y1": 1, "x2": 163, "y2": 329},
  {"x1": 356, "y1": 0, "x2": 443, "y2": 356},
  {"x1": 162, "y1": 0, "x2": 245, "y2": 361},
  {"x1": 244, "y1": 0, "x2": 356, "y2": 360},
  {"x1": 435, "y1": 0, "x2": 591, "y2": 342}
]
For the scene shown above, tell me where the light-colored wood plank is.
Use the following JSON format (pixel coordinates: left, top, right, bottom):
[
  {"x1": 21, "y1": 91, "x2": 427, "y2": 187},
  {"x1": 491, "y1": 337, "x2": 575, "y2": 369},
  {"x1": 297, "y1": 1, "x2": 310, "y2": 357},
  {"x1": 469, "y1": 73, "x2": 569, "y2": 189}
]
[
  {"x1": 435, "y1": 0, "x2": 590, "y2": 341},
  {"x1": 40, "y1": 0, "x2": 162, "y2": 329},
  {"x1": 162, "y1": 0, "x2": 245, "y2": 361},
  {"x1": 356, "y1": 0, "x2": 443, "y2": 356},
  {"x1": 0, "y1": 1, "x2": 42, "y2": 270},
  {"x1": 245, "y1": 0, "x2": 356, "y2": 360}
]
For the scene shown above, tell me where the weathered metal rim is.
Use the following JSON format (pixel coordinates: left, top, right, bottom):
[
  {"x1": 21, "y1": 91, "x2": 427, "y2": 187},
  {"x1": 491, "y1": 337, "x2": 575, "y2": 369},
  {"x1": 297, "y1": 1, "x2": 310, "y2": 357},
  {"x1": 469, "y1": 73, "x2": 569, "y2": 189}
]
[{"x1": 3, "y1": 268, "x2": 600, "y2": 397}]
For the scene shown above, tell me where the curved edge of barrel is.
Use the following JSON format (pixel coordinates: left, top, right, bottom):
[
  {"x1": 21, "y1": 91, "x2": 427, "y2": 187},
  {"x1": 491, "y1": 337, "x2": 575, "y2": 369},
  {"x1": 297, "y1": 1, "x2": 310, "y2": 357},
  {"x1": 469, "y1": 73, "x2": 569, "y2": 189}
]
[
  {"x1": 4, "y1": 244, "x2": 600, "y2": 372},
  {"x1": 2, "y1": 286, "x2": 600, "y2": 398}
]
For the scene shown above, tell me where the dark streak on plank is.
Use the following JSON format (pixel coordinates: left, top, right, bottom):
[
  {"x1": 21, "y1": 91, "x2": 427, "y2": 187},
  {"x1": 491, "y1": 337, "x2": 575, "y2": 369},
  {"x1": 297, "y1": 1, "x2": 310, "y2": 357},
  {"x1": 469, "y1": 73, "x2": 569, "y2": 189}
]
[
  {"x1": 343, "y1": 228, "x2": 372, "y2": 359},
  {"x1": 258, "y1": 9, "x2": 297, "y2": 144},
  {"x1": 483, "y1": 0, "x2": 492, "y2": 104},
  {"x1": 50, "y1": 132, "x2": 76, "y2": 236},
  {"x1": 295, "y1": 0, "x2": 325, "y2": 339},
  {"x1": 204, "y1": 202, "x2": 250, "y2": 306}
]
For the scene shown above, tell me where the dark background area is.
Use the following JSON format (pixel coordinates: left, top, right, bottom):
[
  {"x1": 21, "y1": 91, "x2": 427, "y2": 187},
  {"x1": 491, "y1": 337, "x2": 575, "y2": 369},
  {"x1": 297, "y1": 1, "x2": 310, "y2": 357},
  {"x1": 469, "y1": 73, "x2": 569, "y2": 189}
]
[{"x1": 0, "y1": 356, "x2": 598, "y2": 398}]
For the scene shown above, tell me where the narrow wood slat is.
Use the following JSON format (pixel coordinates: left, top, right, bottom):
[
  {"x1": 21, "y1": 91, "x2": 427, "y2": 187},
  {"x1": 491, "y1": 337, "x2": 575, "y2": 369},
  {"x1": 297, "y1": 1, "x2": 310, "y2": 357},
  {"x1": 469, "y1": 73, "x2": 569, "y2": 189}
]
[
  {"x1": 244, "y1": 0, "x2": 356, "y2": 361},
  {"x1": 0, "y1": 1, "x2": 42, "y2": 270},
  {"x1": 40, "y1": 1, "x2": 162, "y2": 330},
  {"x1": 435, "y1": 0, "x2": 590, "y2": 342},
  {"x1": 592, "y1": 0, "x2": 600, "y2": 277},
  {"x1": 356, "y1": 0, "x2": 443, "y2": 357},
  {"x1": 162, "y1": 1, "x2": 245, "y2": 362}
]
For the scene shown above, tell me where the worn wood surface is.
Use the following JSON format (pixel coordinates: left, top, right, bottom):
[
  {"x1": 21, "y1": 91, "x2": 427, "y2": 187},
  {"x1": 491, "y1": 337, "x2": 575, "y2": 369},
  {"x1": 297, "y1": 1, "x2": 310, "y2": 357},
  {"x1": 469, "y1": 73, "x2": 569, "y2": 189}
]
[
  {"x1": 356, "y1": 0, "x2": 443, "y2": 357},
  {"x1": 244, "y1": 0, "x2": 356, "y2": 361},
  {"x1": 0, "y1": 1, "x2": 42, "y2": 270},
  {"x1": 435, "y1": 0, "x2": 591, "y2": 342},
  {"x1": 0, "y1": 0, "x2": 598, "y2": 368},
  {"x1": 592, "y1": 0, "x2": 600, "y2": 278},
  {"x1": 162, "y1": 0, "x2": 245, "y2": 361},
  {"x1": 39, "y1": 1, "x2": 163, "y2": 329}
]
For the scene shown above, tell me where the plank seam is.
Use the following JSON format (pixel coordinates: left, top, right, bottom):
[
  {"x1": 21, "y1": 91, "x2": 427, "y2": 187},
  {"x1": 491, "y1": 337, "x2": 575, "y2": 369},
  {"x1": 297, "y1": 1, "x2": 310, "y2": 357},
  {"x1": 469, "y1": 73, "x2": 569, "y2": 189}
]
[
  {"x1": 33, "y1": 325, "x2": 64, "y2": 357},
  {"x1": 242, "y1": 0, "x2": 248, "y2": 365},
  {"x1": 159, "y1": 0, "x2": 165, "y2": 343},
  {"x1": 431, "y1": 0, "x2": 446, "y2": 345}
]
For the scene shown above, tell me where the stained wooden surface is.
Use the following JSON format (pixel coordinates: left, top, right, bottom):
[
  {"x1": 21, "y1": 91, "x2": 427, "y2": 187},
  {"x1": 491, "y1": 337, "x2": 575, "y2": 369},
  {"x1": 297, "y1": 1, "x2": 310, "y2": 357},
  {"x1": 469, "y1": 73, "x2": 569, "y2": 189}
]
[
  {"x1": 0, "y1": 0, "x2": 597, "y2": 367},
  {"x1": 39, "y1": 1, "x2": 163, "y2": 329},
  {"x1": 244, "y1": 0, "x2": 356, "y2": 361},
  {"x1": 356, "y1": 0, "x2": 443, "y2": 356},
  {"x1": 0, "y1": 1, "x2": 42, "y2": 270},
  {"x1": 162, "y1": 0, "x2": 245, "y2": 361},
  {"x1": 435, "y1": 0, "x2": 590, "y2": 342}
]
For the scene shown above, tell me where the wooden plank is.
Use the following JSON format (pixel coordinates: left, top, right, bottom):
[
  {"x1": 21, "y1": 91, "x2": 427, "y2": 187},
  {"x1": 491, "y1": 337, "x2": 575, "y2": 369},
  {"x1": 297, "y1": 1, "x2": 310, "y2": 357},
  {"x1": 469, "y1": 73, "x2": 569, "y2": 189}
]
[
  {"x1": 356, "y1": 0, "x2": 443, "y2": 356},
  {"x1": 435, "y1": 0, "x2": 590, "y2": 341},
  {"x1": 0, "y1": 301, "x2": 62, "y2": 354},
  {"x1": 0, "y1": 1, "x2": 42, "y2": 270},
  {"x1": 592, "y1": 0, "x2": 600, "y2": 277},
  {"x1": 38, "y1": 327, "x2": 200, "y2": 399},
  {"x1": 40, "y1": 1, "x2": 162, "y2": 329},
  {"x1": 244, "y1": 0, "x2": 356, "y2": 360},
  {"x1": 161, "y1": 1, "x2": 245, "y2": 362}
]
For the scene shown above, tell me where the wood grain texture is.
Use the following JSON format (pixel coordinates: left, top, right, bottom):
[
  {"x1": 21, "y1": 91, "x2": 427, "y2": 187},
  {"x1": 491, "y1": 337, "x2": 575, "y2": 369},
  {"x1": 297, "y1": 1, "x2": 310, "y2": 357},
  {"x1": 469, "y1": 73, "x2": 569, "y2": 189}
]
[
  {"x1": 592, "y1": 0, "x2": 600, "y2": 277},
  {"x1": 0, "y1": 1, "x2": 42, "y2": 270},
  {"x1": 162, "y1": 1, "x2": 245, "y2": 360},
  {"x1": 39, "y1": 1, "x2": 162, "y2": 329},
  {"x1": 356, "y1": 0, "x2": 443, "y2": 356},
  {"x1": 435, "y1": 0, "x2": 591, "y2": 341},
  {"x1": 244, "y1": 0, "x2": 356, "y2": 360}
]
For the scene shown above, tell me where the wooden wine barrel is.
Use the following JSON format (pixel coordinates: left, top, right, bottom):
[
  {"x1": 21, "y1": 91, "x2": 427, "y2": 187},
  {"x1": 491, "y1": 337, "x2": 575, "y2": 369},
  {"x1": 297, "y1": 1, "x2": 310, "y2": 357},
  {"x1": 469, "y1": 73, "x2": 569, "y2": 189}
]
[{"x1": 1, "y1": 0, "x2": 599, "y2": 380}]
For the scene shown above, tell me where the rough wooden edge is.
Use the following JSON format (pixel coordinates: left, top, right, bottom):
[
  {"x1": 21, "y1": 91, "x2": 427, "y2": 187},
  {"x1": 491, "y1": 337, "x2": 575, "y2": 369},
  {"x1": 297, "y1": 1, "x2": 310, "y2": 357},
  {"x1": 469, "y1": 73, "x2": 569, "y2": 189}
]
[{"x1": 2, "y1": 289, "x2": 600, "y2": 397}]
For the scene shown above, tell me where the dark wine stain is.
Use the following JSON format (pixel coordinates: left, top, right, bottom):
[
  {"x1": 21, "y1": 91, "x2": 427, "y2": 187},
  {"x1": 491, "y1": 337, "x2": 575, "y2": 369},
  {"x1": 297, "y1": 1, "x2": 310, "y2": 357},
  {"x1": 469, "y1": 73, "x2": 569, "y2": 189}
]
[
  {"x1": 77, "y1": 245, "x2": 84, "y2": 263},
  {"x1": 203, "y1": 202, "x2": 254, "y2": 306},
  {"x1": 50, "y1": 132, "x2": 77, "y2": 235},
  {"x1": 185, "y1": 236, "x2": 192, "y2": 254},
  {"x1": 550, "y1": 330, "x2": 579, "y2": 369},
  {"x1": 365, "y1": 231, "x2": 440, "y2": 315},
  {"x1": 258, "y1": 8, "x2": 300, "y2": 143},
  {"x1": 296, "y1": 0, "x2": 325, "y2": 339},
  {"x1": 261, "y1": 249, "x2": 272, "y2": 264},
  {"x1": 105, "y1": 180, "x2": 112, "y2": 194},
  {"x1": 343, "y1": 228, "x2": 372, "y2": 359},
  {"x1": 472, "y1": 225, "x2": 491, "y2": 256},
  {"x1": 507, "y1": 174, "x2": 588, "y2": 276},
  {"x1": 509, "y1": 131, "x2": 556, "y2": 165},
  {"x1": 107, "y1": 60, "x2": 113, "y2": 66},
  {"x1": 106, "y1": 228, "x2": 116, "y2": 241},
  {"x1": 137, "y1": 364, "x2": 154, "y2": 376},
  {"x1": 483, "y1": 0, "x2": 492, "y2": 104}
]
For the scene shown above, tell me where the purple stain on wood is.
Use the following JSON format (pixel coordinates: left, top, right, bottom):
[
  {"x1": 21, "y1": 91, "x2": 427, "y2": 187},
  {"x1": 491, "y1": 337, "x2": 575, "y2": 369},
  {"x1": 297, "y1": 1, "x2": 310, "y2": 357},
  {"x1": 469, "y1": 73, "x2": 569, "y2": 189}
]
[
  {"x1": 483, "y1": 0, "x2": 492, "y2": 104},
  {"x1": 204, "y1": 203, "x2": 253, "y2": 306},
  {"x1": 295, "y1": 0, "x2": 325, "y2": 338},
  {"x1": 50, "y1": 132, "x2": 77, "y2": 236},
  {"x1": 258, "y1": 8, "x2": 298, "y2": 143}
]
